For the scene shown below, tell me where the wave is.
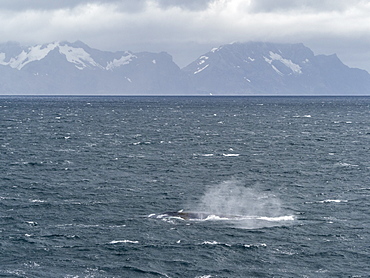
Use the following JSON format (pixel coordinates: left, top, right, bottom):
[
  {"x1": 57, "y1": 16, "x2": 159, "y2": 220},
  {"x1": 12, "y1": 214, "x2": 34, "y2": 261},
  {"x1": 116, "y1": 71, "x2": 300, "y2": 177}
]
[
  {"x1": 319, "y1": 199, "x2": 348, "y2": 203},
  {"x1": 109, "y1": 240, "x2": 139, "y2": 244},
  {"x1": 201, "y1": 241, "x2": 268, "y2": 250},
  {"x1": 256, "y1": 215, "x2": 295, "y2": 221},
  {"x1": 201, "y1": 240, "x2": 231, "y2": 246},
  {"x1": 293, "y1": 115, "x2": 312, "y2": 118},
  {"x1": 305, "y1": 199, "x2": 348, "y2": 204}
]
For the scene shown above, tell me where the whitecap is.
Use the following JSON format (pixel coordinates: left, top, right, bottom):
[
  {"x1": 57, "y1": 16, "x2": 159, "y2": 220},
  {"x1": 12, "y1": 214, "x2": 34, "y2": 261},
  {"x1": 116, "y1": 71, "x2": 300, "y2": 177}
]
[
  {"x1": 319, "y1": 199, "x2": 348, "y2": 203},
  {"x1": 257, "y1": 215, "x2": 295, "y2": 222},
  {"x1": 23, "y1": 261, "x2": 40, "y2": 268},
  {"x1": 222, "y1": 153, "x2": 240, "y2": 157},
  {"x1": 109, "y1": 240, "x2": 139, "y2": 244},
  {"x1": 335, "y1": 162, "x2": 358, "y2": 167},
  {"x1": 30, "y1": 199, "x2": 46, "y2": 203},
  {"x1": 108, "y1": 224, "x2": 127, "y2": 228},
  {"x1": 293, "y1": 115, "x2": 312, "y2": 118},
  {"x1": 192, "y1": 153, "x2": 214, "y2": 157},
  {"x1": 201, "y1": 241, "x2": 230, "y2": 247},
  {"x1": 244, "y1": 243, "x2": 267, "y2": 248},
  {"x1": 202, "y1": 241, "x2": 219, "y2": 245}
]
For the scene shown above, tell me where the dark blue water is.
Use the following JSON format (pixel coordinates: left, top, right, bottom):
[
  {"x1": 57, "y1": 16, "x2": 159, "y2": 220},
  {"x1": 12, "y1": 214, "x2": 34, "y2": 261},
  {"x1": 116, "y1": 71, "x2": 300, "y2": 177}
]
[{"x1": 1, "y1": 96, "x2": 370, "y2": 277}]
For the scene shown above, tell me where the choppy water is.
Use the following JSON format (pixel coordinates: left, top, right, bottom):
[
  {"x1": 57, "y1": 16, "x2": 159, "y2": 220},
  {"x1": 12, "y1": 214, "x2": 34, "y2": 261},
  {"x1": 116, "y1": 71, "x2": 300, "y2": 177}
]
[{"x1": 1, "y1": 96, "x2": 370, "y2": 277}]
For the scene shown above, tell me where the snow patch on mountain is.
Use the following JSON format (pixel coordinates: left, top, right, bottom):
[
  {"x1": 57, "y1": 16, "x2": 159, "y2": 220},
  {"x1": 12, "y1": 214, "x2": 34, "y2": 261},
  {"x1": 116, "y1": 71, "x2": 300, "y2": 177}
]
[
  {"x1": 193, "y1": 55, "x2": 211, "y2": 74},
  {"x1": 0, "y1": 42, "x2": 139, "y2": 71},
  {"x1": 0, "y1": 43, "x2": 58, "y2": 70},
  {"x1": 58, "y1": 44, "x2": 103, "y2": 70},
  {"x1": 0, "y1": 53, "x2": 6, "y2": 65},
  {"x1": 106, "y1": 53, "x2": 136, "y2": 70},
  {"x1": 194, "y1": 64, "x2": 209, "y2": 74},
  {"x1": 272, "y1": 65, "x2": 284, "y2": 76},
  {"x1": 267, "y1": 51, "x2": 302, "y2": 74}
]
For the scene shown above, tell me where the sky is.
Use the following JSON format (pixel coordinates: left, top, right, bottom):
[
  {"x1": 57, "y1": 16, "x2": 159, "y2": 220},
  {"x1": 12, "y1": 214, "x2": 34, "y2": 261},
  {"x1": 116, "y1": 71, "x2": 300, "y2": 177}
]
[{"x1": 1, "y1": 0, "x2": 370, "y2": 71}]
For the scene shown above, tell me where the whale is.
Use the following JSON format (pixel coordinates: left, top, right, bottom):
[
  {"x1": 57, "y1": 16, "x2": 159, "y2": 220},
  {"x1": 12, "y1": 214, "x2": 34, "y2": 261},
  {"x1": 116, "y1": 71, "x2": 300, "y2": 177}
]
[
  {"x1": 162, "y1": 211, "x2": 210, "y2": 220},
  {"x1": 148, "y1": 211, "x2": 241, "y2": 220}
]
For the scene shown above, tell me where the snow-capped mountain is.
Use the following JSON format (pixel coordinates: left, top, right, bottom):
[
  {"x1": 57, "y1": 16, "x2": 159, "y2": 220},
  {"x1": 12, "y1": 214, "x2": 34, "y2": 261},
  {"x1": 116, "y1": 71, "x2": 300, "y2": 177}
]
[
  {"x1": 183, "y1": 42, "x2": 370, "y2": 95},
  {"x1": 0, "y1": 40, "x2": 369, "y2": 95},
  {"x1": 0, "y1": 41, "x2": 192, "y2": 94}
]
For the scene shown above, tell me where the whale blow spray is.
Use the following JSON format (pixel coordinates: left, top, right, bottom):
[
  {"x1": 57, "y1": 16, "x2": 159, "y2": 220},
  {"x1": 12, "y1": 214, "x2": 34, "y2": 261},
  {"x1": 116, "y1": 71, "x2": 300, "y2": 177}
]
[{"x1": 195, "y1": 179, "x2": 290, "y2": 228}]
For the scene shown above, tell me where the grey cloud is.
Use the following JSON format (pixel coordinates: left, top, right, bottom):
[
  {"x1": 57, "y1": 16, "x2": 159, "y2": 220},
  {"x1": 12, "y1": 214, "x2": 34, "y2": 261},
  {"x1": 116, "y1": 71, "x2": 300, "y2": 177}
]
[
  {"x1": 155, "y1": 0, "x2": 214, "y2": 10},
  {"x1": 113, "y1": 0, "x2": 213, "y2": 13},
  {"x1": 0, "y1": 0, "x2": 112, "y2": 10},
  {"x1": 249, "y1": 0, "x2": 361, "y2": 13},
  {"x1": 0, "y1": 0, "x2": 149, "y2": 11},
  {"x1": 0, "y1": 0, "x2": 213, "y2": 11}
]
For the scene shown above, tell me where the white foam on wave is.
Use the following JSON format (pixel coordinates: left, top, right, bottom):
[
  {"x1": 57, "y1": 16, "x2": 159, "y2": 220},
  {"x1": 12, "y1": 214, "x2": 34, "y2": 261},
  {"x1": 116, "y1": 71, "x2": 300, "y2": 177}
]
[
  {"x1": 200, "y1": 241, "x2": 268, "y2": 250},
  {"x1": 193, "y1": 153, "x2": 214, "y2": 157},
  {"x1": 306, "y1": 199, "x2": 348, "y2": 204},
  {"x1": 109, "y1": 240, "x2": 139, "y2": 244},
  {"x1": 257, "y1": 215, "x2": 295, "y2": 222},
  {"x1": 30, "y1": 199, "x2": 46, "y2": 203},
  {"x1": 148, "y1": 213, "x2": 186, "y2": 223},
  {"x1": 335, "y1": 162, "x2": 358, "y2": 167},
  {"x1": 319, "y1": 199, "x2": 348, "y2": 203},
  {"x1": 222, "y1": 153, "x2": 240, "y2": 157},
  {"x1": 201, "y1": 241, "x2": 231, "y2": 247},
  {"x1": 244, "y1": 243, "x2": 267, "y2": 248},
  {"x1": 293, "y1": 115, "x2": 312, "y2": 118},
  {"x1": 202, "y1": 240, "x2": 220, "y2": 245}
]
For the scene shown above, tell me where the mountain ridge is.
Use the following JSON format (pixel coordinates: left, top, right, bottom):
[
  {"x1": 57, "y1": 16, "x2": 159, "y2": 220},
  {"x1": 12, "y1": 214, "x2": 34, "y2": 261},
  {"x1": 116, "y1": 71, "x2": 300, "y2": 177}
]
[
  {"x1": 0, "y1": 40, "x2": 193, "y2": 95},
  {"x1": 0, "y1": 40, "x2": 369, "y2": 95},
  {"x1": 183, "y1": 41, "x2": 370, "y2": 95}
]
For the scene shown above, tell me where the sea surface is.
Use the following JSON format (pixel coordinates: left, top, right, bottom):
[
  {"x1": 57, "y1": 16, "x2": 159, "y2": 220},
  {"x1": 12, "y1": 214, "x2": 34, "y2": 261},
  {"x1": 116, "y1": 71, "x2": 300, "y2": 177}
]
[{"x1": 1, "y1": 96, "x2": 370, "y2": 277}]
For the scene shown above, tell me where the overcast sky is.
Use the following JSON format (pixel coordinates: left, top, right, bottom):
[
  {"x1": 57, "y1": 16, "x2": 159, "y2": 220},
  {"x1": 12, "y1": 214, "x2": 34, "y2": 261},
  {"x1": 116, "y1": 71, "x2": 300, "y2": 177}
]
[{"x1": 1, "y1": 0, "x2": 370, "y2": 71}]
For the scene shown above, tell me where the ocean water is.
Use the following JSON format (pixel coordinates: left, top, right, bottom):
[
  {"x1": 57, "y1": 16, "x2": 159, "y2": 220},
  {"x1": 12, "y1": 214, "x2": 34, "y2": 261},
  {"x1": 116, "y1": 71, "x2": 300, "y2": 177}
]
[{"x1": 1, "y1": 96, "x2": 370, "y2": 277}]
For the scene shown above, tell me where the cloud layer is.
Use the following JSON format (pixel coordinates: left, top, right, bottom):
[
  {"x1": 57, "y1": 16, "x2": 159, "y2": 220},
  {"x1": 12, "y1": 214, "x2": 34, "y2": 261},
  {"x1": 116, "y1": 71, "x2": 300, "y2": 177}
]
[{"x1": 1, "y1": 0, "x2": 370, "y2": 70}]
